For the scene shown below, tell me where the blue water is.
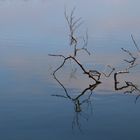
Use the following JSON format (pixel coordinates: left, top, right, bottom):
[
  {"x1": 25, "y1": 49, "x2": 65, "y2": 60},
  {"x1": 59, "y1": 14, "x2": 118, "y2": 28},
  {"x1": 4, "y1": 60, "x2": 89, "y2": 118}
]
[
  {"x1": 0, "y1": 0, "x2": 140, "y2": 140},
  {"x1": 0, "y1": 86, "x2": 140, "y2": 140}
]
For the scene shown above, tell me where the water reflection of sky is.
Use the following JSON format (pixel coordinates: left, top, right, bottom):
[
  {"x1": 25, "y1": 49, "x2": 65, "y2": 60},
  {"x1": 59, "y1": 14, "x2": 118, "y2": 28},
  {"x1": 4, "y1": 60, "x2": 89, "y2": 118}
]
[{"x1": 0, "y1": 1, "x2": 140, "y2": 140}]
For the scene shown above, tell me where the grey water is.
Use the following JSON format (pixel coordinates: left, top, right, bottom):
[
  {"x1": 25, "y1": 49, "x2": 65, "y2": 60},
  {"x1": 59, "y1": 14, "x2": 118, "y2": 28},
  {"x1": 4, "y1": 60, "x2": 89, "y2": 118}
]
[{"x1": 0, "y1": 0, "x2": 140, "y2": 140}]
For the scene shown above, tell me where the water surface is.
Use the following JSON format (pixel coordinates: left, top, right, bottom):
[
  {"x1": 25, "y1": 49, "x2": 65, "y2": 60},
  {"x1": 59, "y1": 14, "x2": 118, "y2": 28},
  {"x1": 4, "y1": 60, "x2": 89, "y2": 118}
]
[{"x1": 0, "y1": 0, "x2": 140, "y2": 140}]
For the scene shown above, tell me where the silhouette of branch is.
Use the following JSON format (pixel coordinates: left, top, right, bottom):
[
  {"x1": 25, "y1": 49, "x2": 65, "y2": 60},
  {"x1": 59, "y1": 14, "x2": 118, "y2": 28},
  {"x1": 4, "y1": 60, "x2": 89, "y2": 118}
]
[
  {"x1": 65, "y1": 7, "x2": 81, "y2": 56},
  {"x1": 121, "y1": 48, "x2": 136, "y2": 66},
  {"x1": 114, "y1": 69, "x2": 139, "y2": 94},
  {"x1": 50, "y1": 9, "x2": 140, "y2": 132},
  {"x1": 89, "y1": 70, "x2": 101, "y2": 80},
  {"x1": 51, "y1": 55, "x2": 101, "y2": 83},
  {"x1": 123, "y1": 82, "x2": 140, "y2": 103},
  {"x1": 49, "y1": 8, "x2": 140, "y2": 132},
  {"x1": 113, "y1": 44, "x2": 140, "y2": 102},
  {"x1": 51, "y1": 94, "x2": 68, "y2": 99},
  {"x1": 114, "y1": 71, "x2": 129, "y2": 90},
  {"x1": 48, "y1": 54, "x2": 65, "y2": 59},
  {"x1": 102, "y1": 65, "x2": 115, "y2": 77},
  {"x1": 49, "y1": 10, "x2": 102, "y2": 126},
  {"x1": 76, "y1": 31, "x2": 90, "y2": 55},
  {"x1": 64, "y1": 8, "x2": 91, "y2": 58},
  {"x1": 52, "y1": 80, "x2": 99, "y2": 131},
  {"x1": 131, "y1": 34, "x2": 140, "y2": 53},
  {"x1": 72, "y1": 112, "x2": 83, "y2": 132},
  {"x1": 124, "y1": 82, "x2": 140, "y2": 94},
  {"x1": 114, "y1": 45, "x2": 138, "y2": 91},
  {"x1": 73, "y1": 82, "x2": 100, "y2": 101}
]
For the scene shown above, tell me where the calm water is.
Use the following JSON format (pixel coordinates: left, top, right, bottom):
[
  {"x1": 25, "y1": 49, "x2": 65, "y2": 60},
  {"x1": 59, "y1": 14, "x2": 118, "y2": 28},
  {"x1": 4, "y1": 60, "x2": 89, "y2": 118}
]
[{"x1": 0, "y1": 0, "x2": 140, "y2": 140}]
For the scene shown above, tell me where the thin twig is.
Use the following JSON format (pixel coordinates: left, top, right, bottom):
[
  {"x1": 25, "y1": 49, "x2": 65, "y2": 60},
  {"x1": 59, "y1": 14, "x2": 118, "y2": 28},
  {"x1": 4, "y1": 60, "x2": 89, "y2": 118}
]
[
  {"x1": 121, "y1": 48, "x2": 136, "y2": 66},
  {"x1": 131, "y1": 34, "x2": 140, "y2": 53},
  {"x1": 102, "y1": 65, "x2": 115, "y2": 77}
]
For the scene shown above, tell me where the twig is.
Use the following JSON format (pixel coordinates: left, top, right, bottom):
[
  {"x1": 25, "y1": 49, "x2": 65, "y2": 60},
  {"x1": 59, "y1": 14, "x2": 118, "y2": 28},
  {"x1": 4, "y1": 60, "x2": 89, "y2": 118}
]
[
  {"x1": 121, "y1": 48, "x2": 136, "y2": 66},
  {"x1": 131, "y1": 34, "x2": 140, "y2": 53},
  {"x1": 114, "y1": 71, "x2": 129, "y2": 91},
  {"x1": 48, "y1": 54, "x2": 66, "y2": 59},
  {"x1": 73, "y1": 82, "x2": 100, "y2": 101},
  {"x1": 102, "y1": 65, "x2": 115, "y2": 77}
]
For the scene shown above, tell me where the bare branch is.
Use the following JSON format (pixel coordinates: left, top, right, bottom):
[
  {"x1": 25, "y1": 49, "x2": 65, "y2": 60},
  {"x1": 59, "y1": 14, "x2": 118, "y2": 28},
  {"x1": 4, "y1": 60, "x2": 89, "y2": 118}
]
[
  {"x1": 121, "y1": 48, "x2": 136, "y2": 63},
  {"x1": 131, "y1": 34, "x2": 140, "y2": 53},
  {"x1": 76, "y1": 47, "x2": 90, "y2": 55},
  {"x1": 52, "y1": 94, "x2": 68, "y2": 99},
  {"x1": 114, "y1": 71, "x2": 129, "y2": 91},
  {"x1": 49, "y1": 8, "x2": 140, "y2": 132},
  {"x1": 53, "y1": 55, "x2": 101, "y2": 85},
  {"x1": 82, "y1": 30, "x2": 88, "y2": 48},
  {"x1": 76, "y1": 30, "x2": 90, "y2": 55},
  {"x1": 124, "y1": 82, "x2": 140, "y2": 94},
  {"x1": 48, "y1": 54, "x2": 66, "y2": 59},
  {"x1": 114, "y1": 71, "x2": 140, "y2": 98},
  {"x1": 64, "y1": 8, "x2": 86, "y2": 57},
  {"x1": 73, "y1": 82, "x2": 100, "y2": 101},
  {"x1": 102, "y1": 65, "x2": 115, "y2": 77}
]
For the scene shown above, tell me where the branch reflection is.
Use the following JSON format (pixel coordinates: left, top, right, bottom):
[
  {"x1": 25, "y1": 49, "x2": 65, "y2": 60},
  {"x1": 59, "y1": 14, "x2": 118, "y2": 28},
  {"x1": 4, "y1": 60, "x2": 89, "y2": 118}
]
[
  {"x1": 49, "y1": 8, "x2": 140, "y2": 132},
  {"x1": 52, "y1": 79, "x2": 100, "y2": 131}
]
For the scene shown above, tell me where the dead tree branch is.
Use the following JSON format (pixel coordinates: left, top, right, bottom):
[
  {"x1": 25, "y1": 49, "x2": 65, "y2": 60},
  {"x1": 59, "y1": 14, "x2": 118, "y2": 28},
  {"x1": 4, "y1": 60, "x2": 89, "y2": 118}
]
[
  {"x1": 64, "y1": 8, "x2": 90, "y2": 57},
  {"x1": 102, "y1": 65, "x2": 115, "y2": 77},
  {"x1": 65, "y1": 7, "x2": 81, "y2": 56},
  {"x1": 50, "y1": 9, "x2": 140, "y2": 120},
  {"x1": 114, "y1": 71, "x2": 130, "y2": 91},
  {"x1": 76, "y1": 30, "x2": 90, "y2": 55},
  {"x1": 131, "y1": 34, "x2": 140, "y2": 53},
  {"x1": 121, "y1": 48, "x2": 136, "y2": 66},
  {"x1": 50, "y1": 55, "x2": 101, "y2": 85}
]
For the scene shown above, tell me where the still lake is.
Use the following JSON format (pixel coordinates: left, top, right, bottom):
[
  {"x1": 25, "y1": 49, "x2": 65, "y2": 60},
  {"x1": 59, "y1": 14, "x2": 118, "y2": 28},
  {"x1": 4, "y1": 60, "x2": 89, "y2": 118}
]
[{"x1": 0, "y1": 0, "x2": 140, "y2": 140}]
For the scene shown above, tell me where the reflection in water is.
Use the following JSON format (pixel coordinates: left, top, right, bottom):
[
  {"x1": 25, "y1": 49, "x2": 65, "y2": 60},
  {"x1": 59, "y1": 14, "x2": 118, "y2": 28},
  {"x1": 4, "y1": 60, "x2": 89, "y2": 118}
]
[
  {"x1": 52, "y1": 81, "x2": 100, "y2": 131},
  {"x1": 49, "y1": 9, "x2": 101, "y2": 130},
  {"x1": 113, "y1": 36, "x2": 140, "y2": 102},
  {"x1": 114, "y1": 70, "x2": 140, "y2": 101},
  {"x1": 0, "y1": 1, "x2": 140, "y2": 139},
  {"x1": 50, "y1": 8, "x2": 140, "y2": 132}
]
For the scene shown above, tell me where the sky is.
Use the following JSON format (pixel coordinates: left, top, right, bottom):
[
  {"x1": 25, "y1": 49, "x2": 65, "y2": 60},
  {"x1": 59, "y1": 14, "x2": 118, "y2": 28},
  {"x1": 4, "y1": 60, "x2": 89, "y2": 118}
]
[
  {"x1": 0, "y1": 0, "x2": 140, "y2": 40},
  {"x1": 0, "y1": 0, "x2": 140, "y2": 92},
  {"x1": 0, "y1": 0, "x2": 139, "y2": 55}
]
